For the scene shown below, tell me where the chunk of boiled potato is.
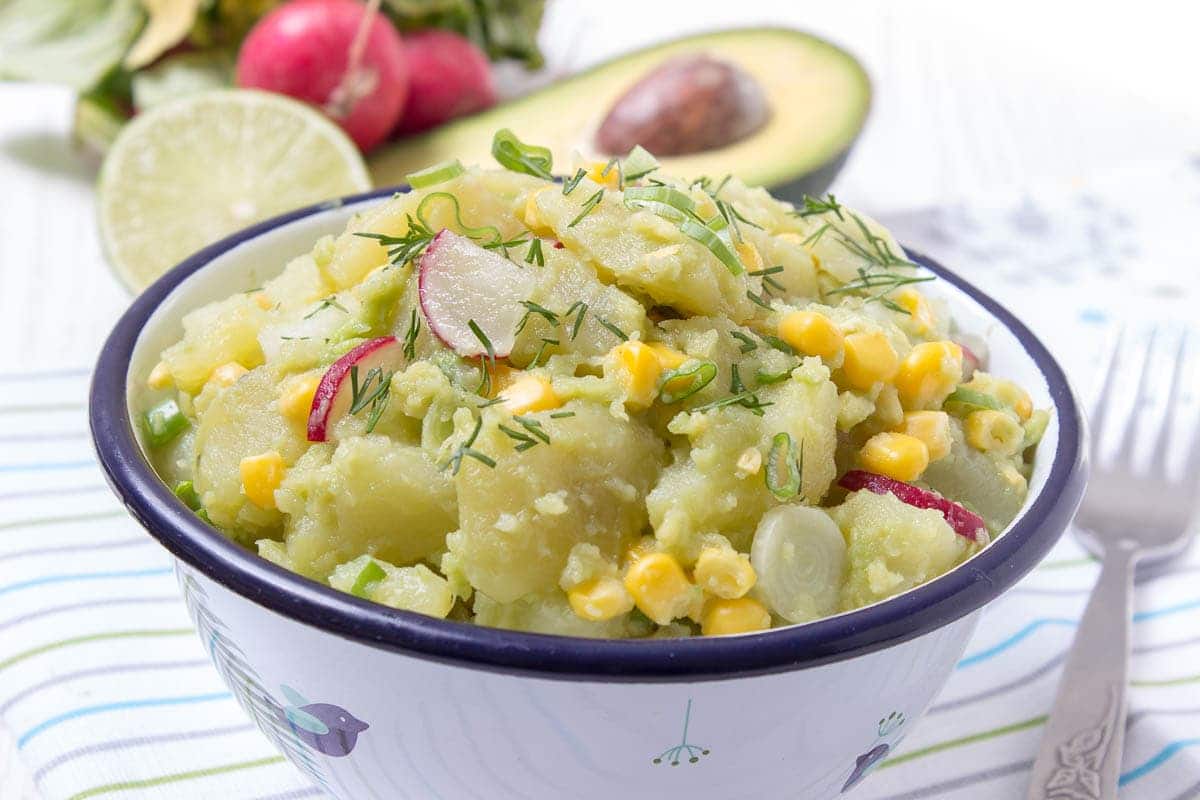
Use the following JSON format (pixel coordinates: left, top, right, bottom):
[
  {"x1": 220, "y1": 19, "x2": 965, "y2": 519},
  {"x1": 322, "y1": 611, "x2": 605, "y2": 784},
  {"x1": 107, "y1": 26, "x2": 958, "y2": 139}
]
[
  {"x1": 648, "y1": 358, "x2": 838, "y2": 560},
  {"x1": 273, "y1": 435, "x2": 457, "y2": 579},
  {"x1": 162, "y1": 293, "x2": 267, "y2": 394},
  {"x1": 921, "y1": 419, "x2": 1027, "y2": 533},
  {"x1": 472, "y1": 591, "x2": 642, "y2": 638},
  {"x1": 193, "y1": 368, "x2": 305, "y2": 538},
  {"x1": 447, "y1": 403, "x2": 664, "y2": 603},
  {"x1": 324, "y1": 169, "x2": 542, "y2": 289},
  {"x1": 328, "y1": 555, "x2": 454, "y2": 618},
  {"x1": 833, "y1": 489, "x2": 970, "y2": 611},
  {"x1": 529, "y1": 180, "x2": 756, "y2": 321}
]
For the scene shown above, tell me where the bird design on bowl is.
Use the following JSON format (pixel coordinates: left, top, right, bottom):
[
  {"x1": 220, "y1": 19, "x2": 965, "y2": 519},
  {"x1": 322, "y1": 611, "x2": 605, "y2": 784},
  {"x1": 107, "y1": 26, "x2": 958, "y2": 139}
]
[
  {"x1": 275, "y1": 684, "x2": 369, "y2": 757},
  {"x1": 841, "y1": 711, "x2": 906, "y2": 792}
]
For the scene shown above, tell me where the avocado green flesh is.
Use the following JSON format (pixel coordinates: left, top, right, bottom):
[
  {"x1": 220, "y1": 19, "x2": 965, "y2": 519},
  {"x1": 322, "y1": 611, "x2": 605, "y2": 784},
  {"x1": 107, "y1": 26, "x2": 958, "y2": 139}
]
[{"x1": 369, "y1": 28, "x2": 871, "y2": 201}]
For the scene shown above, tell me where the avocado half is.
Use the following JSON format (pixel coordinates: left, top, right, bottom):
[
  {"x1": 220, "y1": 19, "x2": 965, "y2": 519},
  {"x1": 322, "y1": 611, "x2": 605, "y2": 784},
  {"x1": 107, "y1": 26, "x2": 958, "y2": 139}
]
[{"x1": 369, "y1": 28, "x2": 871, "y2": 202}]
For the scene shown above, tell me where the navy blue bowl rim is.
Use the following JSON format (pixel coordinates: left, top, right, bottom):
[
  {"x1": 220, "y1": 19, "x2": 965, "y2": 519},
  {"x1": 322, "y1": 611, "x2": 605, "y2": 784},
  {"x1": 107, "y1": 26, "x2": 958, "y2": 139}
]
[{"x1": 89, "y1": 187, "x2": 1087, "y2": 683}]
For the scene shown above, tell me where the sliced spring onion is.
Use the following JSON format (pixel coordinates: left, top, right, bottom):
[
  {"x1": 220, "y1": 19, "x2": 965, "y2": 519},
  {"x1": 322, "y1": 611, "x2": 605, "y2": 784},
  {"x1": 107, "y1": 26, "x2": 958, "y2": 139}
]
[
  {"x1": 622, "y1": 185, "x2": 696, "y2": 223},
  {"x1": 658, "y1": 360, "x2": 718, "y2": 404},
  {"x1": 622, "y1": 145, "x2": 660, "y2": 181},
  {"x1": 405, "y1": 159, "x2": 465, "y2": 189},
  {"x1": 491, "y1": 128, "x2": 553, "y2": 180},
  {"x1": 764, "y1": 432, "x2": 803, "y2": 499},
  {"x1": 944, "y1": 386, "x2": 1005, "y2": 413},
  {"x1": 173, "y1": 480, "x2": 201, "y2": 511},
  {"x1": 143, "y1": 398, "x2": 188, "y2": 447},
  {"x1": 350, "y1": 560, "x2": 387, "y2": 598},
  {"x1": 680, "y1": 217, "x2": 744, "y2": 275}
]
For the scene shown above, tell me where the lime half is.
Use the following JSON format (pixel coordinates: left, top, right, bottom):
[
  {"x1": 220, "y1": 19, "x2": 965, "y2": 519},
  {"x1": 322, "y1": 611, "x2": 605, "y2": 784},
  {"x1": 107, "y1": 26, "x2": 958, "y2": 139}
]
[{"x1": 98, "y1": 89, "x2": 371, "y2": 292}]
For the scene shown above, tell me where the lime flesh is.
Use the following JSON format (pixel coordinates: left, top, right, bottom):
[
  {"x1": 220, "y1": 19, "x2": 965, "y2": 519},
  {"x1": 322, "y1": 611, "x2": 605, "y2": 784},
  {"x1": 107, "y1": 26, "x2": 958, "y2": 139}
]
[{"x1": 98, "y1": 89, "x2": 371, "y2": 292}]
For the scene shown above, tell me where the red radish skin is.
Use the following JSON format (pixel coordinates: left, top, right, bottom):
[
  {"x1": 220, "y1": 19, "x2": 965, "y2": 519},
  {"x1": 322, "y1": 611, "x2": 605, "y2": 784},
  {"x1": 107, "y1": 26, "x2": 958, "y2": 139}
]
[
  {"x1": 838, "y1": 470, "x2": 988, "y2": 541},
  {"x1": 417, "y1": 229, "x2": 536, "y2": 358},
  {"x1": 394, "y1": 29, "x2": 496, "y2": 135},
  {"x1": 307, "y1": 336, "x2": 405, "y2": 441},
  {"x1": 236, "y1": 0, "x2": 409, "y2": 151}
]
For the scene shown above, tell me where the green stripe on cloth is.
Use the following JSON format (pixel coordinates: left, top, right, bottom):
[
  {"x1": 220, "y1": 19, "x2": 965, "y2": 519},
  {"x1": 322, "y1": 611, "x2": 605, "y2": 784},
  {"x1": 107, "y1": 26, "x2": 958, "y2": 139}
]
[
  {"x1": 65, "y1": 755, "x2": 286, "y2": 800},
  {"x1": 879, "y1": 715, "x2": 1048, "y2": 769},
  {"x1": 1133, "y1": 672, "x2": 1200, "y2": 687},
  {"x1": 0, "y1": 630, "x2": 193, "y2": 672}
]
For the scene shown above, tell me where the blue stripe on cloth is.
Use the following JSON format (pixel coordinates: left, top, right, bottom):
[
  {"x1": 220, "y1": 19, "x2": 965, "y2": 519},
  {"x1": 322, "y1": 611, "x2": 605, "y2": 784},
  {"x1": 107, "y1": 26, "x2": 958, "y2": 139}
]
[
  {"x1": 1120, "y1": 738, "x2": 1200, "y2": 785},
  {"x1": 0, "y1": 568, "x2": 174, "y2": 597},
  {"x1": 959, "y1": 597, "x2": 1200, "y2": 668},
  {"x1": 17, "y1": 692, "x2": 233, "y2": 748}
]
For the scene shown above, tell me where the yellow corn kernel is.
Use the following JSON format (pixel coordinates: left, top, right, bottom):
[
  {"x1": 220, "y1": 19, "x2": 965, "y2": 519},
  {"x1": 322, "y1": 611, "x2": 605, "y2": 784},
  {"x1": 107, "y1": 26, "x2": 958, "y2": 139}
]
[
  {"x1": 694, "y1": 547, "x2": 757, "y2": 599},
  {"x1": 239, "y1": 450, "x2": 286, "y2": 509},
  {"x1": 894, "y1": 288, "x2": 935, "y2": 335},
  {"x1": 778, "y1": 310, "x2": 844, "y2": 360},
  {"x1": 623, "y1": 552, "x2": 697, "y2": 625},
  {"x1": 735, "y1": 240, "x2": 764, "y2": 272},
  {"x1": 585, "y1": 161, "x2": 620, "y2": 190},
  {"x1": 609, "y1": 340, "x2": 663, "y2": 410},
  {"x1": 897, "y1": 410, "x2": 953, "y2": 461},
  {"x1": 841, "y1": 331, "x2": 899, "y2": 390},
  {"x1": 894, "y1": 341, "x2": 963, "y2": 410},
  {"x1": 500, "y1": 372, "x2": 562, "y2": 415},
  {"x1": 860, "y1": 432, "x2": 930, "y2": 482},
  {"x1": 522, "y1": 187, "x2": 555, "y2": 236},
  {"x1": 279, "y1": 373, "x2": 321, "y2": 424},
  {"x1": 701, "y1": 597, "x2": 771, "y2": 636},
  {"x1": 252, "y1": 292, "x2": 273, "y2": 311},
  {"x1": 210, "y1": 362, "x2": 248, "y2": 388},
  {"x1": 147, "y1": 361, "x2": 173, "y2": 390},
  {"x1": 646, "y1": 342, "x2": 688, "y2": 370},
  {"x1": 964, "y1": 410, "x2": 1024, "y2": 455},
  {"x1": 993, "y1": 380, "x2": 1033, "y2": 421},
  {"x1": 568, "y1": 576, "x2": 635, "y2": 622}
]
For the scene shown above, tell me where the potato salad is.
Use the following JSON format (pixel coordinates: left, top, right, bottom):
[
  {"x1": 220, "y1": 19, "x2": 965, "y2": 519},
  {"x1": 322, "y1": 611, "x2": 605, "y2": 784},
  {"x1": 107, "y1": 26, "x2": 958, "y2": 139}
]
[{"x1": 140, "y1": 133, "x2": 1047, "y2": 638}]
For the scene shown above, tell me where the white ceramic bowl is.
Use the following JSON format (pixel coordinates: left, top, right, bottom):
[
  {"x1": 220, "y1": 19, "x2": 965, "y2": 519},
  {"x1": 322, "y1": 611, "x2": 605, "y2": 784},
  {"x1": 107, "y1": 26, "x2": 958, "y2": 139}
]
[{"x1": 90, "y1": 190, "x2": 1086, "y2": 799}]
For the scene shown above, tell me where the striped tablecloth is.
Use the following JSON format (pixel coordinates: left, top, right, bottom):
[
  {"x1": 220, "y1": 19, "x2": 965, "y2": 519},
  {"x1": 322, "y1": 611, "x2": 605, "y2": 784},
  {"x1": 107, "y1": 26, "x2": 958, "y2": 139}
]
[{"x1": 2, "y1": 93, "x2": 1199, "y2": 799}]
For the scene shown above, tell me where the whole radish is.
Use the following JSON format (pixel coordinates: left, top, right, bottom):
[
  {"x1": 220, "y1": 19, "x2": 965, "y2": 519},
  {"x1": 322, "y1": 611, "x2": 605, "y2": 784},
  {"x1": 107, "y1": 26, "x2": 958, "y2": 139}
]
[
  {"x1": 395, "y1": 29, "x2": 496, "y2": 135},
  {"x1": 236, "y1": 0, "x2": 409, "y2": 152}
]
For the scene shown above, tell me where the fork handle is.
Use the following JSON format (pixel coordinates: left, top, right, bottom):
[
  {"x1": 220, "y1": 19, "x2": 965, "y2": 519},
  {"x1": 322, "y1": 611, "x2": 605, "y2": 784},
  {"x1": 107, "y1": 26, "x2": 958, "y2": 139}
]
[{"x1": 1025, "y1": 539, "x2": 1139, "y2": 800}]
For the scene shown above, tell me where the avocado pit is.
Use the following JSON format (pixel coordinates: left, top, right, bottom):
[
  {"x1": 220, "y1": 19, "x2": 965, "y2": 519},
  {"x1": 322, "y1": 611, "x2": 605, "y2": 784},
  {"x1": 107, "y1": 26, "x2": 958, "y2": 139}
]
[{"x1": 595, "y1": 54, "x2": 771, "y2": 156}]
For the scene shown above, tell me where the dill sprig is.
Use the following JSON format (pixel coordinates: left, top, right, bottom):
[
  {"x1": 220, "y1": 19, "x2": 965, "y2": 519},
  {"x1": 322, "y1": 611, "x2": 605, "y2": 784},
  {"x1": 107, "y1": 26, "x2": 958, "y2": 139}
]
[
  {"x1": 468, "y1": 319, "x2": 495, "y2": 396},
  {"x1": 444, "y1": 417, "x2": 496, "y2": 475},
  {"x1": 498, "y1": 415, "x2": 551, "y2": 452},
  {"x1": 347, "y1": 365, "x2": 392, "y2": 434},
  {"x1": 549, "y1": 410, "x2": 575, "y2": 419},
  {"x1": 402, "y1": 309, "x2": 421, "y2": 360},
  {"x1": 529, "y1": 337, "x2": 558, "y2": 368},
  {"x1": 801, "y1": 223, "x2": 831, "y2": 248},
  {"x1": 731, "y1": 330, "x2": 758, "y2": 353},
  {"x1": 525, "y1": 238, "x2": 545, "y2": 266},
  {"x1": 825, "y1": 267, "x2": 936, "y2": 313},
  {"x1": 514, "y1": 300, "x2": 558, "y2": 335},
  {"x1": 832, "y1": 213, "x2": 920, "y2": 269},
  {"x1": 356, "y1": 215, "x2": 436, "y2": 267},
  {"x1": 753, "y1": 330, "x2": 797, "y2": 355},
  {"x1": 562, "y1": 168, "x2": 587, "y2": 195},
  {"x1": 600, "y1": 157, "x2": 624, "y2": 190},
  {"x1": 565, "y1": 301, "x2": 588, "y2": 341},
  {"x1": 750, "y1": 265, "x2": 786, "y2": 295},
  {"x1": 568, "y1": 189, "x2": 604, "y2": 228},
  {"x1": 303, "y1": 296, "x2": 348, "y2": 320},
  {"x1": 794, "y1": 194, "x2": 845, "y2": 220},
  {"x1": 596, "y1": 317, "x2": 629, "y2": 341},
  {"x1": 746, "y1": 290, "x2": 773, "y2": 311}
]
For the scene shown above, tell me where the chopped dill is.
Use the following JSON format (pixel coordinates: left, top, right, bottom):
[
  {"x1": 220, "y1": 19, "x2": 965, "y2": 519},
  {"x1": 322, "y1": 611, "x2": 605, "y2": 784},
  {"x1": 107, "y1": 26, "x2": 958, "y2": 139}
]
[
  {"x1": 444, "y1": 417, "x2": 496, "y2": 474},
  {"x1": 568, "y1": 189, "x2": 604, "y2": 227}
]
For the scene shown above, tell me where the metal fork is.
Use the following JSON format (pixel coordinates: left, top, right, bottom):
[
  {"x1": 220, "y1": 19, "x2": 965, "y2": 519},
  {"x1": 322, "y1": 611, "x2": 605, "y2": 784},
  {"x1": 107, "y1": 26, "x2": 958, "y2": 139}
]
[{"x1": 1026, "y1": 327, "x2": 1199, "y2": 800}]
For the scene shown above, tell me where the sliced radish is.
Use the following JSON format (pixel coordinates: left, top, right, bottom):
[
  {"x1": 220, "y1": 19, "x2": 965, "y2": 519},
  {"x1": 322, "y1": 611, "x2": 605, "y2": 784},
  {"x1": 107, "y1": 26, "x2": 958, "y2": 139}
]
[
  {"x1": 307, "y1": 336, "x2": 404, "y2": 442},
  {"x1": 838, "y1": 470, "x2": 987, "y2": 541},
  {"x1": 953, "y1": 333, "x2": 988, "y2": 380},
  {"x1": 750, "y1": 505, "x2": 846, "y2": 623},
  {"x1": 417, "y1": 229, "x2": 536, "y2": 358}
]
